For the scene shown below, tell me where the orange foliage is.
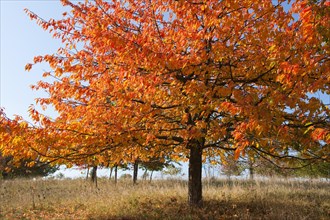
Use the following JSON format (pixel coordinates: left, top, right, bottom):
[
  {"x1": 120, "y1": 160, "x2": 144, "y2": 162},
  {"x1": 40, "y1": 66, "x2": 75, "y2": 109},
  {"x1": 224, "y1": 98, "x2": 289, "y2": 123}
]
[{"x1": 2, "y1": 0, "x2": 329, "y2": 169}]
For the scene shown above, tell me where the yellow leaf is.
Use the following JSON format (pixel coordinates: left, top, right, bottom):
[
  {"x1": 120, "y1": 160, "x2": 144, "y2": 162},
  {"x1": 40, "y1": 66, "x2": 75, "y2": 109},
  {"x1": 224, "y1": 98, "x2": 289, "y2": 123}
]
[{"x1": 268, "y1": 45, "x2": 276, "y2": 52}]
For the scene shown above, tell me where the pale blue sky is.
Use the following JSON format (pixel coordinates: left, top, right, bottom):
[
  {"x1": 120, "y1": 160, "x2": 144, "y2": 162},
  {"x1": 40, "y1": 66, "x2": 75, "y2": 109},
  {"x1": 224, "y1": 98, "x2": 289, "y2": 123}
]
[{"x1": 1, "y1": 0, "x2": 65, "y2": 120}]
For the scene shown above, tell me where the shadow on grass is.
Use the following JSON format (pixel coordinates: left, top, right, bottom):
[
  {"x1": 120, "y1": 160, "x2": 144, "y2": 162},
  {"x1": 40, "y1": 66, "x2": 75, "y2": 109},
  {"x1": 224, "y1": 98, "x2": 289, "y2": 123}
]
[
  {"x1": 204, "y1": 178, "x2": 330, "y2": 189},
  {"x1": 88, "y1": 196, "x2": 329, "y2": 220}
]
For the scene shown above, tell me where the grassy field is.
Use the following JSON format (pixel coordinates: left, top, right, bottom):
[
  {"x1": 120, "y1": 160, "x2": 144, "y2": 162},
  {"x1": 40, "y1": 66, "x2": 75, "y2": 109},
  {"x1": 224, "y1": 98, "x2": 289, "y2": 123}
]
[{"x1": 0, "y1": 177, "x2": 329, "y2": 220}]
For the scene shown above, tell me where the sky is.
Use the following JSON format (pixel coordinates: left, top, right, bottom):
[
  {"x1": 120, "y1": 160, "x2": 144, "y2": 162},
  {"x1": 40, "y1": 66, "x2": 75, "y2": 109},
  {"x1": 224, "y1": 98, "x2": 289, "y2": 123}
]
[{"x1": 1, "y1": 0, "x2": 65, "y2": 121}]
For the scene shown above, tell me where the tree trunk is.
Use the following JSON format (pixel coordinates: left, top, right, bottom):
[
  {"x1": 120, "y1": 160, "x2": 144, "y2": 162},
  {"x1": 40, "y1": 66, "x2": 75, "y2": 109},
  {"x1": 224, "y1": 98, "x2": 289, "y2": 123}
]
[
  {"x1": 109, "y1": 166, "x2": 113, "y2": 180},
  {"x1": 114, "y1": 165, "x2": 118, "y2": 185},
  {"x1": 86, "y1": 167, "x2": 89, "y2": 180},
  {"x1": 91, "y1": 166, "x2": 98, "y2": 188},
  {"x1": 143, "y1": 169, "x2": 148, "y2": 180},
  {"x1": 188, "y1": 145, "x2": 203, "y2": 207},
  {"x1": 149, "y1": 170, "x2": 153, "y2": 183},
  {"x1": 249, "y1": 161, "x2": 254, "y2": 180},
  {"x1": 133, "y1": 160, "x2": 139, "y2": 184}
]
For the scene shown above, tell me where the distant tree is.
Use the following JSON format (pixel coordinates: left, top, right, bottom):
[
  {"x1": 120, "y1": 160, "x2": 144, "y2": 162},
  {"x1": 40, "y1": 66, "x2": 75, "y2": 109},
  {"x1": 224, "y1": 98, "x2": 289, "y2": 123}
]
[
  {"x1": 220, "y1": 153, "x2": 245, "y2": 180},
  {"x1": 0, "y1": 153, "x2": 58, "y2": 179},
  {"x1": 242, "y1": 155, "x2": 302, "y2": 178},
  {"x1": 111, "y1": 162, "x2": 130, "y2": 184},
  {"x1": 250, "y1": 158, "x2": 291, "y2": 178},
  {"x1": 162, "y1": 164, "x2": 182, "y2": 178},
  {"x1": 120, "y1": 173, "x2": 132, "y2": 180},
  {"x1": 141, "y1": 157, "x2": 178, "y2": 182},
  {"x1": 294, "y1": 161, "x2": 330, "y2": 179}
]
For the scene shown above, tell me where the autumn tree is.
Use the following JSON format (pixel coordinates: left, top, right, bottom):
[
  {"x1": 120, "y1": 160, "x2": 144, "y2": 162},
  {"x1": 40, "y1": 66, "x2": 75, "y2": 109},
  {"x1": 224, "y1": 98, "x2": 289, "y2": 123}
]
[
  {"x1": 0, "y1": 109, "x2": 58, "y2": 179},
  {"x1": 0, "y1": 153, "x2": 58, "y2": 179},
  {"x1": 2, "y1": 0, "x2": 329, "y2": 206}
]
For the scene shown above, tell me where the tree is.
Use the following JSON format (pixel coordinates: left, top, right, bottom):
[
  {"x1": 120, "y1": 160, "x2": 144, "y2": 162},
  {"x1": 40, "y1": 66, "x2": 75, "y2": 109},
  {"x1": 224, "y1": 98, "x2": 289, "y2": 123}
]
[
  {"x1": 243, "y1": 155, "x2": 293, "y2": 178},
  {"x1": 294, "y1": 160, "x2": 330, "y2": 179},
  {"x1": 162, "y1": 164, "x2": 182, "y2": 178},
  {"x1": 0, "y1": 109, "x2": 58, "y2": 179},
  {"x1": 141, "y1": 156, "x2": 178, "y2": 182},
  {"x1": 0, "y1": 153, "x2": 58, "y2": 179},
  {"x1": 220, "y1": 153, "x2": 245, "y2": 180},
  {"x1": 247, "y1": 154, "x2": 330, "y2": 179},
  {"x1": 132, "y1": 159, "x2": 139, "y2": 184},
  {"x1": 2, "y1": 0, "x2": 329, "y2": 207}
]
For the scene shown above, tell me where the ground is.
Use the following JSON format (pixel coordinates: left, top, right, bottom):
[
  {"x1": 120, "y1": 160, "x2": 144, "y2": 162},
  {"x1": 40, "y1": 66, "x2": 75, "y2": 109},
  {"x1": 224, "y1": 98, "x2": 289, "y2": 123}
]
[{"x1": 0, "y1": 177, "x2": 329, "y2": 219}]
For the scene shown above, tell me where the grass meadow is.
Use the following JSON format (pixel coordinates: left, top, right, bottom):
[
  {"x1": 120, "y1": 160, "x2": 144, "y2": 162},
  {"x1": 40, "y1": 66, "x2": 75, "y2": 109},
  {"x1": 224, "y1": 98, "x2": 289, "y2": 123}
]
[{"x1": 0, "y1": 177, "x2": 329, "y2": 219}]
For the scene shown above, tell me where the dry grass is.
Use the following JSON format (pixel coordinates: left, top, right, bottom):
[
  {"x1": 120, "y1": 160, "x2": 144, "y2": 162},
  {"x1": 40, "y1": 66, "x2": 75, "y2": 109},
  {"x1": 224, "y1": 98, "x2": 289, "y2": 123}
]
[{"x1": 0, "y1": 177, "x2": 329, "y2": 219}]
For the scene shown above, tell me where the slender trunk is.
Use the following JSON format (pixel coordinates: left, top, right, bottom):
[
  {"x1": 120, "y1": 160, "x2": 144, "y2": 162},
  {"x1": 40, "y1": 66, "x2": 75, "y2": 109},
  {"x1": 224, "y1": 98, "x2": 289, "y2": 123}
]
[
  {"x1": 143, "y1": 169, "x2": 148, "y2": 180},
  {"x1": 249, "y1": 161, "x2": 254, "y2": 180},
  {"x1": 109, "y1": 166, "x2": 113, "y2": 180},
  {"x1": 188, "y1": 145, "x2": 203, "y2": 207},
  {"x1": 86, "y1": 167, "x2": 90, "y2": 180},
  {"x1": 149, "y1": 171, "x2": 153, "y2": 183},
  {"x1": 133, "y1": 160, "x2": 139, "y2": 184},
  {"x1": 250, "y1": 167, "x2": 254, "y2": 180},
  {"x1": 91, "y1": 166, "x2": 98, "y2": 188},
  {"x1": 114, "y1": 165, "x2": 118, "y2": 185}
]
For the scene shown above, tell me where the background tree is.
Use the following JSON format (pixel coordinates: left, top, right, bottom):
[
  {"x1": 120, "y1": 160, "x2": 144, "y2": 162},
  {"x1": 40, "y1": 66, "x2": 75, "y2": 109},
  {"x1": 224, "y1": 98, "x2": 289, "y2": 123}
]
[
  {"x1": 161, "y1": 164, "x2": 183, "y2": 178},
  {"x1": 140, "y1": 157, "x2": 175, "y2": 182},
  {"x1": 247, "y1": 155, "x2": 330, "y2": 179},
  {"x1": 294, "y1": 161, "x2": 330, "y2": 179},
  {"x1": 0, "y1": 153, "x2": 58, "y2": 179},
  {"x1": 220, "y1": 153, "x2": 245, "y2": 180},
  {"x1": 0, "y1": 109, "x2": 58, "y2": 179}
]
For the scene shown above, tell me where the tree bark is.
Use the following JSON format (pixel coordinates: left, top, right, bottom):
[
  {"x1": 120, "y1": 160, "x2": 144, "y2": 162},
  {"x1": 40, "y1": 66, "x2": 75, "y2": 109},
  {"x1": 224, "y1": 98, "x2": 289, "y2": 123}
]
[
  {"x1": 86, "y1": 167, "x2": 89, "y2": 180},
  {"x1": 188, "y1": 145, "x2": 203, "y2": 207},
  {"x1": 91, "y1": 166, "x2": 98, "y2": 188},
  {"x1": 249, "y1": 160, "x2": 254, "y2": 180},
  {"x1": 142, "y1": 169, "x2": 148, "y2": 180},
  {"x1": 109, "y1": 166, "x2": 113, "y2": 180},
  {"x1": 133, "y1": 160, "x2": 139, "y2": 184},
  {"x1": 114, "y1": 165, "x2": 118, "y2": 185},
  {"x1": 149, "y1": 170, "x2": 153, "y2": 183}
]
